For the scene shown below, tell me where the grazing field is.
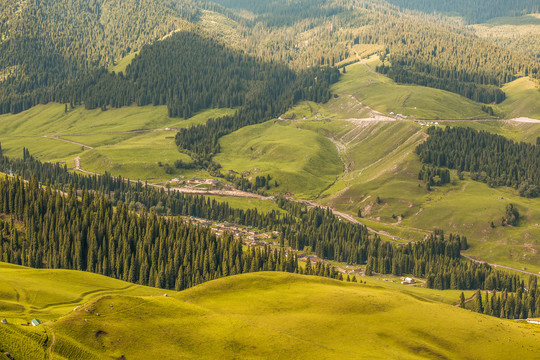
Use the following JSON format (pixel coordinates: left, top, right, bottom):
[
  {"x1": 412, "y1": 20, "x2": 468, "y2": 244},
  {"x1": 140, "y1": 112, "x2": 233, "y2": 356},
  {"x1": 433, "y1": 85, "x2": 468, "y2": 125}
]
[
  {"x1": 215, "y1": 119, "x2": 343, "y2": 199},
  {"x1": 444, "y1": 119, "x2": 540, "y2": 144},
  {"x1": 1, "y1": 267, "x2": 538, "y2": 360},
  {"x1": 497, "y1": 77, "x2": 540, "y2": 120},
  {"x1": 0, "y1": 262, "x2": 164, "y2": 322},
  {"x1": 304, "y1": 118, "x2": 540, "y2": 273},
  {"x1": 108, "y1": 51, "x2": 139, "y2": 74},
  {"x1": 51, "y1": 273, "x2": 540, "y2": 360},
  {"x1": 0, "y1": 104, "x2": 236, "y2": 182},
  {"x1": 328, "y1": 58, "x2": 492, "y2": 120}
]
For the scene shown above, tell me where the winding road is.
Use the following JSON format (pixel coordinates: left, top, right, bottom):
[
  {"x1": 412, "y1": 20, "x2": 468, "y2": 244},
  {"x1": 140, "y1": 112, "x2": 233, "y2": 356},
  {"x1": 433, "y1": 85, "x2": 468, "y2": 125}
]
[{"x1": 461, "y1": 253, "x2": 539, "y2": 276}]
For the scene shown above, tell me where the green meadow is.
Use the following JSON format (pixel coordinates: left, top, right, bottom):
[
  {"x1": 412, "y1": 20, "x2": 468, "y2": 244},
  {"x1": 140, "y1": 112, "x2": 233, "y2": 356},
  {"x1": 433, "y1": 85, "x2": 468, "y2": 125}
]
[
  {"x1": 497, "y1": 77, "x2": 540, "y2": 120},
  {"x1": 0, "y1": 55, "x2": 538, "y2": 272},
  {"x1": 328, "y1": 58, "x2": 492, "y2": 120},
  {"x1": 108, "y1": 51, "x2": 139, "y2": 74},
  {"x1": 0, "y1": 104, "x2": 235, "y2": 182},
  {"x1": 215, "y1": 119, "x2": 343, "y2": 199},
  {"x1": 1, "y1": 266, "x2": 538, "y2": 360},
  {"x1": 302, "y1": 118, "x2": 540, "y2": 273}
]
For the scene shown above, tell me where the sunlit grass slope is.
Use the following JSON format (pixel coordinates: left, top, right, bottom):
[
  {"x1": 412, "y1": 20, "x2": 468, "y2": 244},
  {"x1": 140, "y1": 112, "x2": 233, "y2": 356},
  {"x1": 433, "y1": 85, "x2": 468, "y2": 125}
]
[
  {"x1": 50, "y1": 272, "x2": 540, "y2": 360},
  {"x1": 0, "y1": 262, "x2": 167, "y2": 360},
  {"x1": 0, "y1": 104, "x2": 235, "y2": 181},
  {"x1": 215, "y1": 120, "x2": 342, "y2": 198},
  {"x1": 497, "y1": 77, "x2": 540, "y2": 119},
  {"x1": 108, "y1": 51, "x2": 139, "y2": 74},
  {"x1": 300, "y1": 118, "x2": 540, "y2": 273},
  {"x1": 0, "y1": 262, "x2": 163, "y2": 323},
  {"x1": 329, "y1": 59, "x2": 491, "y2": 120}
]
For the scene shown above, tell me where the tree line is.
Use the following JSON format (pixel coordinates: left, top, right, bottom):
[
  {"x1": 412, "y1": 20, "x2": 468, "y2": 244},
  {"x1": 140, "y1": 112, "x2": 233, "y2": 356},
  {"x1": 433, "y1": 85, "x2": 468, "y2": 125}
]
[
  {"x1": 376, "y1": 60, "x2": 506, "y2": 104},
  {"x1": 0, "y1": 149, "x2": 526, "y2": 293},
  {"x1": 462, "y1": 276, "x2": 540, "y2": 320},
  {"x1": 0, "y1": 174, "x2": 340, "y2": 291},
  {"x1": 416, "y1": 126, "x2": 539, "y2": 197}
]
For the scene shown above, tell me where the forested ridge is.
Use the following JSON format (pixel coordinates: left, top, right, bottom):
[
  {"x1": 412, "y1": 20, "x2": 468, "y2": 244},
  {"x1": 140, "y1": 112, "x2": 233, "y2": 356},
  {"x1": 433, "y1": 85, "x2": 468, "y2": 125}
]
[
  {"x1": 0, "y1": 149, "x2": 524, "y2": 293},
  {"x1": 416, "y1": 127, "x2": 540, "y2": 197},
  {"x1": 0, "y1": 0, "x2": 200, "y2": 114},
  {"x1": 78, "y1": 31, "x2": 298, "y2": 118},
  {"x1": 0, "y1": 0, "x2": 538, "y2": 115},
  {"x1": 0, "y1": 175, "x2": 307, "y2": 290},
  {"x1": 370, "y1": 18, "x2": 538, "y2": 103},
  {"x1": 72, "y1": 31, "x2": 339, "y2": 168}
]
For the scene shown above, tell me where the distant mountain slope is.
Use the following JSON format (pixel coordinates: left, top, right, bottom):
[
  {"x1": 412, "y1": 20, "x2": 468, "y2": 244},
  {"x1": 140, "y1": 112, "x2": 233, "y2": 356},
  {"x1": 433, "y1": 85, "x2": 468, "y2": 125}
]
[
  {"x1": 0, "y1": 0, "x2": 199, "y2": 113},
  {"x1": 0, "y1": 0, "x2": 538, "y2": 116},
  {"x1": 384, "y1": 0, "x2": 539, "y2": 24}
]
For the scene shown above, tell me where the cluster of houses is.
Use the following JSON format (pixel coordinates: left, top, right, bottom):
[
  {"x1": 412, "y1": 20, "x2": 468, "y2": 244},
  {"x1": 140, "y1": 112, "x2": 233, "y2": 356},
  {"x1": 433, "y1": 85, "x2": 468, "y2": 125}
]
[
  {"x1": 185, "y1": 216, "x2": 280, "y2": 247},
  {"x1": 390, "y1": 112, "x2": 409, "y2": 119},
  {"x1": 297, "y1": 254, "x2": 323, "y2": 265},
  {"x1": 400, "y1": 276, "x2": 415, "y2": 284},
  {"x1": 418, "y1": 121, "x2": 439, "y2": 127},
  {"x1": 168, "y1": 177, "x2": 220, "y2": 188}
]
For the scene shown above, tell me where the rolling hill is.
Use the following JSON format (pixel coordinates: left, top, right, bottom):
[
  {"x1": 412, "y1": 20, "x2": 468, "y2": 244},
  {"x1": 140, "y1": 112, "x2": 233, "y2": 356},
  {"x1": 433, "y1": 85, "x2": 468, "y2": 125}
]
[
  {"x1": 0, "y1": 265, "x2": 538, "y2": 360},
  {"x1": 0, "y1": 2, "x2": 539, "y2": 357}
]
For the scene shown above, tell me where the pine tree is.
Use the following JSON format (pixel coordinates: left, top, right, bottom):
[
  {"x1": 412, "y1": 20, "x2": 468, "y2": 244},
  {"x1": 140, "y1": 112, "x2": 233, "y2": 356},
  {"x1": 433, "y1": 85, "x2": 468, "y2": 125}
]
[{"x1": 475, "y1": 290, "x2": 483, "y2": 313}]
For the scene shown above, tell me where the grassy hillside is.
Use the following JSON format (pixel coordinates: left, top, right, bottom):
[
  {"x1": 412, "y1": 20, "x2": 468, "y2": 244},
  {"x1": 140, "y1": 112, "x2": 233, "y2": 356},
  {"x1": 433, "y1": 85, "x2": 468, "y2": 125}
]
[
  {"x1": 497, "y1": 77, "x2": 540, "y2": 119},
  {"x1": 50, "y1": 272, "x2": 540, "y2": 359},
  {"x1": 1, "y1": 265, "x2": 538, "y2": 359},
  {"x1": 215, "y1": 119, "x2": 343, "y2": 198},
  {"x1": 0, "y1": 263, "x2": 166, "y2": 360},
  {"x1": 329, "y1": 58, "x2": 492, "y2": 120},
  {"x1": 298, "y1": 117, "x2": 540, "y2": 273},
  {"x1": 0, "y1": 262, "x2": 164, "y2": 323},
  {"x1": 108, "y1": 51, "x2": 139, "y2": 74},
  {"x1": 0, "y1": 104, "x2": 235, "y2": 182}
]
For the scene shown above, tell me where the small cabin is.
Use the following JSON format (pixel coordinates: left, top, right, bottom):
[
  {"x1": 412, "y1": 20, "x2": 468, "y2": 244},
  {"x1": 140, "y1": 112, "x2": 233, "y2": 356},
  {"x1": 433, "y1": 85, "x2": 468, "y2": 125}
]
[{"x1": 31, "y1": 319, "x2": 42, "y2": 327}]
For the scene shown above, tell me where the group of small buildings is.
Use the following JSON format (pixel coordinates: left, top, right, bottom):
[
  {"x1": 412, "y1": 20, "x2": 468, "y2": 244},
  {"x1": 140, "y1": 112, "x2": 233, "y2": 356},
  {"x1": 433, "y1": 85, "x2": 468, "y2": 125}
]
[
  {"x1": 400, "y1": 276, "x2": 415, "y2": 284},
  {"x1": 298, "y1": 255, "x2": 323, "y2": 265},
  {"x1": 0, "y1": 318, "x2": 41, "y2": 326},
  {"x1": 185, "y1": 216, "x2": 280, "y2": 247},
  {"x1": 389, "y1": 112, "x2": 408, "y2": 119},
  {"x1": 418, "y1": 121, "x2": 439, "y2": 127},
  {"x1": 167, "y1": 177, "x2": 220, "y2": 188}
]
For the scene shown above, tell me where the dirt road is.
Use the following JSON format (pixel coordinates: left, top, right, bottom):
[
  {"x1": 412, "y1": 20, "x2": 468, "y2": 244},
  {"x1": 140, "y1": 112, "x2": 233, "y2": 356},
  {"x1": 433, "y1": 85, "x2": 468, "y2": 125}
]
[
  {"x1": 461, "y1": 253, "x2": 540, "y2": 277},
  {"x1": 43, "y1": 135, "x2": 93, "y2": 149}
]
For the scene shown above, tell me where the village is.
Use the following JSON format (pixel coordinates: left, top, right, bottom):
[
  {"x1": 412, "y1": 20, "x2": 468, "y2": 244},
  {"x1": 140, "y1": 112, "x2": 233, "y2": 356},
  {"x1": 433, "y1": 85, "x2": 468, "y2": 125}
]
[
  {"x1": 167, "y1": 176, "x2": 221, "y2": 189},
  {"x1": 182, "y1": 215, "x2": 428, "y2": 284}
]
